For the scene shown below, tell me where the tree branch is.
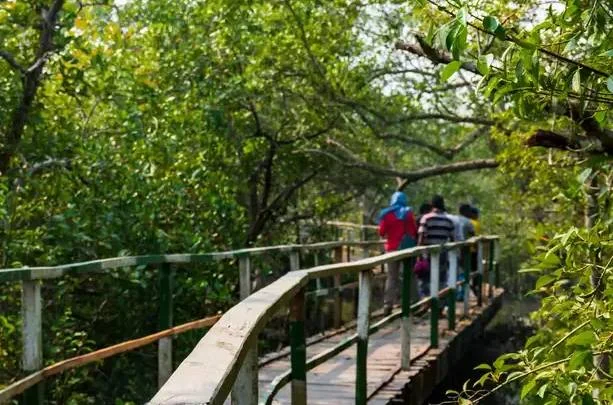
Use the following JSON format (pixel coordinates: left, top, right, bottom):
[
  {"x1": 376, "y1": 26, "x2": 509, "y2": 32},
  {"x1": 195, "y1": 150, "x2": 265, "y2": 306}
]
[
  {"x1": 396, "y1": 159, "x2": 499, "y2": 190},
  {"x1": 305, "y1": 143, "x2": 498, "y2": 189},
  {"x1": 395, "y1": 37, "x2": 479, "y2": 75},
  {"x1": 380, "y1": 126, "x2": 489, "y2": 159},
  {"x1": 1, "y1": 0, "x2": 66, "y2": 175},
  {"x1": 0, "y1": 50, "x2": 26, "y2": 73}
]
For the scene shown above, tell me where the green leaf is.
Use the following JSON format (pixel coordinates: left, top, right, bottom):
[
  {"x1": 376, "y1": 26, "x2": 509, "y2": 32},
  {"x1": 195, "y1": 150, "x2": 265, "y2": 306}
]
[
  {"x1": 601, "y1": 49, "x2": 613, "y2": 57},
  {"x1": 572, "y1": 69, "x2": 581, "y2": 93},
  {"x1": 477, "y1": 53, "x2": 494, "y2": 75},
  {"x1": 567, "y1": 331, "x2": 596, "y2": 346},
  {"x1": 474, "y1": 363, "x2": 492, "y2": 371},
  {"x1": 452, "y1": 26, "x2": 468, "y2": 59},
  {"x1": 441, "y1": 60, "x2": 462, "y2": 81},
  {"x1": 577, "y1": 168, "x2": 592, "y2": 184},
  {"x1": 537, "y1": 383, "x2": 548, "y2": 398},
  {"x1": 569, "y1": 350, "x2": 592, "y2": 369},
  {"x1": 446, "y1": 23, "x2": 461, "y2": 51},
  {"x1": 521, "y1": 378, "x2": 537, "y2": 399},
  {"x1": 492, "y1": 84, "x2": 513, "y2": 104},
  {"x1": 535, "y1": 274, "x2": 556, "y2": 289},
  {"x1": 608, "y1": 76, "x2": 613, "y2": 93},
  {"x1": 483, "y1": 16, "x2": 499, "y2": 33}
]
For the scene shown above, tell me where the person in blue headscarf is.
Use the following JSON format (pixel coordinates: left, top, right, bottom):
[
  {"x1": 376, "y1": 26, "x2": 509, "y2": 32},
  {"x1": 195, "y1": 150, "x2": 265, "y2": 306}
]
[{"x1": 378, "y1": 191, "x2": 417, "y2": 315}]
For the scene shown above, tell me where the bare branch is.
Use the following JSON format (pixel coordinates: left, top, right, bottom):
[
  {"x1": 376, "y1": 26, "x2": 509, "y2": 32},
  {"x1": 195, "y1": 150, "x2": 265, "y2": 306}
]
[
  {"x1": 378, "y1": 126, "x2": 489, "y2": 160},
  {"x1": 390, "y1": 113, "x2": 495, "y2": 126},
  {"x1": 305, "y1": 142, "x2": 498, "y2": 188},
  {"x1": 396, "y1": 159, "x2": 499, "y2": 190}
]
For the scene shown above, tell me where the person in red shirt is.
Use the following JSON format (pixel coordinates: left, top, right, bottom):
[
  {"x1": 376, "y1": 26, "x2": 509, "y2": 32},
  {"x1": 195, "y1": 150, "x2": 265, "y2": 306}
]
[{"x1": 377, "y1": 192, "x2": 418, "y2": 315}]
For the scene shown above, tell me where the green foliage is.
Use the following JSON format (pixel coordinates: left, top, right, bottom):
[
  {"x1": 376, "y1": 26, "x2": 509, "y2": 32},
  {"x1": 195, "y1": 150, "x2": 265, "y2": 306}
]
[{"x1": 459, "y1": 223, "x2": 613, "y2": 404}]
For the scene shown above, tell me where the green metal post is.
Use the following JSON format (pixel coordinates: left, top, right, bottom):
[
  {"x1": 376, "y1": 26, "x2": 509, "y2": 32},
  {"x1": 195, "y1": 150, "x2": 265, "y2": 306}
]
[
  {"x1": 356, "y1": 269, "x2": 372, "y2": 405},
  {"x1": 158, "y1": 263, "x2": 174, "y2": 388},
  {"x1": 462, "y1": 246, "x2": 471, "y2": 318},
  {"x1": 430, "y1": 252, "x2": 439, "y2": 348},
  {"x1": 290, "y1": 289, "x2": 307, "y2": 405},
  {"x1": 401, "y1": 257, "x2": 414, "y2": 370}
]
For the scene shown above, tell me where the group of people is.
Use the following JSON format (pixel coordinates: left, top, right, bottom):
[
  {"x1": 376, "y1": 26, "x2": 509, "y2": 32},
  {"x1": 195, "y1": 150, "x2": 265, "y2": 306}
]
[{"x1": 377, "y1": 191, "x2": 481, "y2": 314}]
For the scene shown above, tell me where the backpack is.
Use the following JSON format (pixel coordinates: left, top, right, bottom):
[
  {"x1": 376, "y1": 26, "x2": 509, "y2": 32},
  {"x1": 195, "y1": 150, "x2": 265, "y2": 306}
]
[{"x1": 399, "y1": 214, "x2": 416, "y2": 250}]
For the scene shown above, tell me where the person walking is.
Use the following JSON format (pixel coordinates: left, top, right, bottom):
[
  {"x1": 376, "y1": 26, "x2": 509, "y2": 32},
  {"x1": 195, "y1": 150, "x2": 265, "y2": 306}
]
[
  {"x1": 417, "y1": 195, "x2": 455, "y2": 296},
  {"x1": 377, "y1": 191, "x2": 418, "y2": 315},
  {"x1": 457, "y1": 203, "x2": 476, "y2": 299}
]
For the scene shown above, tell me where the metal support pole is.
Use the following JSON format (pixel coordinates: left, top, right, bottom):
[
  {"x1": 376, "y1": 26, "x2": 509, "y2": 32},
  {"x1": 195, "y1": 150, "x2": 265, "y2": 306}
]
[
  {"x1": 290, "y1": 289, "x2": 307, "y2": 405},
  {"x1": 430, "y1": 252, "x2": 440, "y2": 348},
  {"x1": 462, "y1": 246, "x2": 471, "y2": 318},
  {"x1": 447, "y1": 249, "x2": 457, "y2": 331},
  {"x1": 158, "y1": 263, "x2": 174, "y2": 388},
  {"x1": 232, "y1": 255, "x2": 258, "y2": 404},
  {"x1": 21, "y1": 280, "x2": 43, "y2": 405},
  {"x1": 401, "y1": 258, "x2": 414, "y2": 370},
  {"x1": 356, "y1": 269, "x2": 372, "y2": 405}
]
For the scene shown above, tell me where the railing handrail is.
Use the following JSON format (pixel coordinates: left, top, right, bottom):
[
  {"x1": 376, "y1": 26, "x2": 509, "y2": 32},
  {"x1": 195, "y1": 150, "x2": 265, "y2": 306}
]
[
  {"x1": 0, "y1": 239, "x2": 385, "y2": 282},
  {"x1": 149, "y1": 235, "x2": 499, "y2": 404}
]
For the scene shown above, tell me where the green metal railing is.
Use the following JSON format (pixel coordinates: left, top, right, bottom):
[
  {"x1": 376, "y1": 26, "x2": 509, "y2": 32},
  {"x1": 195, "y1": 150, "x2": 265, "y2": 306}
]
[{"x1": 150, "y1": 235, "x2": 501, "y2": 405}]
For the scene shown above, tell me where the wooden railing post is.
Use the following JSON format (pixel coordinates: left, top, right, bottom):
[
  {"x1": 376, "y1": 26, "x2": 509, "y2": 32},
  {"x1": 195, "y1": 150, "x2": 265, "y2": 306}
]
[
  {"x1": 21, "y1": 280, "x2": 43, "y2": 405},
  {"x1": 447, "y1": 249, "x2": 457, "y2": 331},
  {"x1": 401, "y1": 257, "x2": 414, "y2": 370},
  {"x1": 430, "y1": 252, "x2": 440, "y2": 348},
  {"x1": 494, "y1": 239, "x2": 501, "y2": 288},
  {"x1": 333, "y1": 246, "x2": 343, "y2": 328},
  {"x1": 356, "y1": 269, "x2": 372, "y2": 405},
  {"x1": 158, "y1": 263, "x2": 174, "y2": 388},
  {"x1": 290, "y1": 288, "x2": 307, "y2": 405},
  {"x1": 462, "y1": 246, "x2": 471, "y2": 318},
  {"x1": 232, "y1": 254, "x2": 258, "y2": 404},
  {"x1": 488, "y1": 240, "x2": 495, "y2": 298},
  {"x1": 290, "y1": 250, "x2": 300, "y2": 272},
  {"x1": 477, "y1": 241, "x2": 484, "y2": 307},
  {"x1": 239, "y1": 255, "x2": 251, "y2": 300}
]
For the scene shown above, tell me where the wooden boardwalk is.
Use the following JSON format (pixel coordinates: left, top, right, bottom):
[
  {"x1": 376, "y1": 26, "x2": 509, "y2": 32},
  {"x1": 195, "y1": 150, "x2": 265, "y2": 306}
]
[{"x1": 258, "y1": 290, "x2": 502, "y2": 405}]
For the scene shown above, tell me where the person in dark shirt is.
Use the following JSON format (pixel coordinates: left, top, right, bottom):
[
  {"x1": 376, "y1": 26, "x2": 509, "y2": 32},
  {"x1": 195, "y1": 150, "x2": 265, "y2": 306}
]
[{"x1": 417, "y1": 195, "x2": 455, "y2": 296}]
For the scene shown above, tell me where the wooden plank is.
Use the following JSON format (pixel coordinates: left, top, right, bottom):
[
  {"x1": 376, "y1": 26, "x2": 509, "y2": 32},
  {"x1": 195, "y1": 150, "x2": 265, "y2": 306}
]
[{"x1": 0, "y1": 315, "x2": 220, "y2": 403}]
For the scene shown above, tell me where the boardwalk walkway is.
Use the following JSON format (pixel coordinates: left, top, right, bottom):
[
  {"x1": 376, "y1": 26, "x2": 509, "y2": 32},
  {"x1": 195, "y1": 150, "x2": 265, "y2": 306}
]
[{"x1": 258, "y1": 290, "x2": 502, "y2": 404}]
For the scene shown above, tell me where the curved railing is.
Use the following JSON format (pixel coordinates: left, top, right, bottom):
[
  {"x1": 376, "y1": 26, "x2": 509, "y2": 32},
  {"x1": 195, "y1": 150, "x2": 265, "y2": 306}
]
[
  {"x1": 0, "y1": 239, "x2": 384, "y2": 404},
  {"x1": 150, "y1": 235, "x2": 501, "y2": 405}
]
